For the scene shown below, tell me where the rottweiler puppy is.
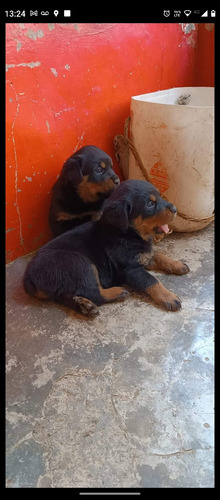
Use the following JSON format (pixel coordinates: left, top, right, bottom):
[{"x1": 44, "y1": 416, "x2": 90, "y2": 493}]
[
  {"x1": 49, "y1": 145, "x2": 120, "y2": 237},
  {"x1": 24, "y1": 180, "x2": 190, "y2": 316}
]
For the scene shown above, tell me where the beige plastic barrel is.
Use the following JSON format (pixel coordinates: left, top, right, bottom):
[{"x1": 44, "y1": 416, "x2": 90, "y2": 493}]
[{"x1": 129, "y1": 87, "x2": 214, "y2": 232}]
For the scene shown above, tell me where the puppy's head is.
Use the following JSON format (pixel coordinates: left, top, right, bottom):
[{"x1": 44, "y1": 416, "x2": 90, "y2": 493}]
[
  {"x1": 101, "y1": 179, "x2": 177, "y2": 238},
  {"x1": 60, "y1": 145, "x2": 120, "y2": 202}
]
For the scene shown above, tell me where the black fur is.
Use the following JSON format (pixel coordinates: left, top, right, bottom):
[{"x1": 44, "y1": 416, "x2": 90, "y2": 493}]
[
  {"x1": 24, "y1": 180, "x2": 189, "y2": 316},
  {"x1": 49, "y1": 145, "x2": 120, "y2": 237}
]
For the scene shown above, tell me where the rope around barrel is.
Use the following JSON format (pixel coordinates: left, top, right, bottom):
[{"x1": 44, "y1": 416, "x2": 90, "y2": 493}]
[{"x1": 124, "y1": 116, "x2": 214, "y2": 227}]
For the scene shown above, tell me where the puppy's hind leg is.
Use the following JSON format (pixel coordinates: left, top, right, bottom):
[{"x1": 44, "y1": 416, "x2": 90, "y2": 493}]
[
  {"x1": 51, "y1": 293, "x2": 99, "y2": 317},
  {"x1": 72, "y1": 296, "x2": 99, "y2": 316},
  {"x1": 24, "y1": 251, "x2": 102, "y2": 317},
  {"x1": 98, "y1": 287, "x2": 129, "y2": 303},
  {"x1": 91, "y1": 265, "x2": 129, "y2": 304}
]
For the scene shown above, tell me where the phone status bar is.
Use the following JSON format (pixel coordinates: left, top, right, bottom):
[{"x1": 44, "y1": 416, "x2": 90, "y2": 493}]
[{"x1": 4, "y1": 9, "x2": 216, "y2": 21}]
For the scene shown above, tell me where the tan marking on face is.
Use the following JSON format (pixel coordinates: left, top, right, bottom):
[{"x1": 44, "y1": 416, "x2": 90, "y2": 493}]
[
  {"x1": 150, "y1": 194, "x2": 156, "y2": 202},
  {"x1": 132, "y1": 209, "x2": 176, "y2": 239},
  {"x1": 77, "y1": 175, "x2": 116, "y2": 202},
  {"x1": 100, "y1": 161, "x2": 106, "y2": 169}
]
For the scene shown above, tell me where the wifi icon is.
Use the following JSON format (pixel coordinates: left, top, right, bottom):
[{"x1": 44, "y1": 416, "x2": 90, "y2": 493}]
[{"x1": 184, "y1": 10, "x2": 192, "y2": 16}]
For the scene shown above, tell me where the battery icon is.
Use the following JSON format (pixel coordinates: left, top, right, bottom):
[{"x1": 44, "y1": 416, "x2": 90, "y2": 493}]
[{"x1": 64, "y1": 10, "x2": 71, "y2": 16}]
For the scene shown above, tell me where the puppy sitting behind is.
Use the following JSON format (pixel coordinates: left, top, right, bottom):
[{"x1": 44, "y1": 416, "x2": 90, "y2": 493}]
[
  {"x1": 49, "y1": 145, "x2": 120, "y2": 237},
  {"x1": 24, "y1": 180, "x2": 190, "y2": 317}
]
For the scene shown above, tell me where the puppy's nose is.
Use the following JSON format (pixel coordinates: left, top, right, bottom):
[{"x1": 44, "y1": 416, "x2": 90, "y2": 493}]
[
  {"x1": 169, "y1": 204, "x2": 177, "y2": 214},
  {"x1": 113, "y1": 175, "x2": 120, "y2": 186}
]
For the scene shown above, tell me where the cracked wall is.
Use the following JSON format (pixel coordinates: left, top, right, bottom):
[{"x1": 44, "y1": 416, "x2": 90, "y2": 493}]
[{"x1": 6, "y1": 23, "x2": 214, "y2": 262}]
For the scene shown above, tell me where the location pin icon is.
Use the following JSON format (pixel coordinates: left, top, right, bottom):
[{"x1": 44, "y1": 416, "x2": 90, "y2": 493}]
[{"x1": 54, "y1": 10, "x2": 59, "y2": 16}]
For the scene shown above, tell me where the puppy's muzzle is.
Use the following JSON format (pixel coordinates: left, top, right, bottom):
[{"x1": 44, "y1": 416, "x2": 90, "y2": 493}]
[
  {"x1": 168, "y1": 204, "x2": 177, "y2": 214},
  {"x1": 112, "y1": 175, "x2": 120, "y2": 186}
]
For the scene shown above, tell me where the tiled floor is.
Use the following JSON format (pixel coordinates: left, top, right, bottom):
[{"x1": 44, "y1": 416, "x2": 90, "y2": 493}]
[{"x1": 6, "y1": 224, "x2": 214, "y2": 488}]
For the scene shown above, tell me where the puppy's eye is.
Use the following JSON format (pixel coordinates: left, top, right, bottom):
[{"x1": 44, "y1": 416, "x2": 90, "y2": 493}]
[
  {"x1": 147, "y1": 199, "x2": 156, "y2": 208},
  {"x1": 95, "y1": 166, "x2": 104, "y2": 174}
]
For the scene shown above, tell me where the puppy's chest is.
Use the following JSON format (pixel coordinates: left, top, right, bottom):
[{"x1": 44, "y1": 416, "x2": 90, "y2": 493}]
[
  {"x1": 137, "y1": 248, "x2": 154, "y2": 267},
  {"x1": 107, "y1": 234, "x2": 153, "y2": 270},
  {"x1": 126, "y1": 236, "x2": 154, "y2": 266}
]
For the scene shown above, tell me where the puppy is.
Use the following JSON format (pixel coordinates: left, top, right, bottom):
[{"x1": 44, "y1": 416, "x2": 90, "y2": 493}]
[
  {"x1": 49, "y1": 145, "x2": 120, "y2": 237},
  {"x1": 24, "y1": 180, "x2": 190, "y2": 316}
]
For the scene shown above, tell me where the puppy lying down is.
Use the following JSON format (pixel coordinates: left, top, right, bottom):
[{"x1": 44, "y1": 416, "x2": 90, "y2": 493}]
[{"x1": 24, "y1": 180, "x2": 190, "y2": 316}]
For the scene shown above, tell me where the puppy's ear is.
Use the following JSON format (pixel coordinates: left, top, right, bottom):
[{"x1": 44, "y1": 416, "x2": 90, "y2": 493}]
[
  {"x1": 104, "y1": 200, "x2": 131, "y2": 231},
  {"x1": 61, "y1": 158, "x2": 83, "y2": 187}
]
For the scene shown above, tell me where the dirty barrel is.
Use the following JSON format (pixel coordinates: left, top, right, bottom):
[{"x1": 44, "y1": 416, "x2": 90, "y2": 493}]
[{"x1": 129, "y1": 87, "x2": 214, "y2": 232}]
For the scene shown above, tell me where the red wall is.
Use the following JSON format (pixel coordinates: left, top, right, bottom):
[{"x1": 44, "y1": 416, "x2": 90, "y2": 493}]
[
  {"x1": 6, "y1": 22, "x2": 214, "y2": 262},
  {"x1": 194, "y1": 23, "x2": 215, "y2": 85}
]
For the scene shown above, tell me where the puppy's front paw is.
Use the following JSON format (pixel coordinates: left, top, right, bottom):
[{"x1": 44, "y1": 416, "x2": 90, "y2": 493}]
[
  {"x1": 176, "y1": 261, "x2": 190, "y2": 275},
  {"x1": 146, "y1": 282, "x2": 182, "y2": 312},
  {"x1": 163, "y1": 293, "x2": 182, "y2": 311},
  {"x1": 147, "y1": 252, "x2": 190, "y2": 275}
]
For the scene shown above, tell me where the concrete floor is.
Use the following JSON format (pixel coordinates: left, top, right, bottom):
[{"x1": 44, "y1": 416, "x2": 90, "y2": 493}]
[{"x1": 6, "y1": 224, "x2": 214, "y2": 489}]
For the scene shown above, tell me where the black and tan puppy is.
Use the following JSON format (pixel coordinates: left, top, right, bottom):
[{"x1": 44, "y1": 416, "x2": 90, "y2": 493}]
[
  {"x1": 24, "y1": 180, "x2": 190, "y2": 316},
  {"x1": 49, "y1": 145, "x2": 120, "y2": 237}
]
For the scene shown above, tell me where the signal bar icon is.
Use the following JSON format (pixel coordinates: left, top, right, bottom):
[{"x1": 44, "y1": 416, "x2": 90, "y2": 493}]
[{"x1": 201, "y1": 10, "x2": 208, "y2": 17}]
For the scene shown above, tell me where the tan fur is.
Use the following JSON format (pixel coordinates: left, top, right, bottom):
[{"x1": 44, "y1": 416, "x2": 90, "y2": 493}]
[
  {"x1": 147, "y1": 252, "x2": 189, "y2": 275},
  {"x1": 34, "y1": 290, "x2": 48, "y2": 299},
  {"x1": 56, "y1": 210, "x2": 102, "y2": 222},
  {"x1": 146, "y1": 282, "x2": 181, "y2": 311},
  {"x1": 91, "y1": 264, "x2": 128, "y2": 302},
  {"x1": 77, "y1": 176, "x2": 116, "y2": 202},
  {"x1": 132, "y1": 210, "x2": 176, "y2": 239},
  {"x1": 138, "y1": 251, "x2": 154, "y2": 267}
]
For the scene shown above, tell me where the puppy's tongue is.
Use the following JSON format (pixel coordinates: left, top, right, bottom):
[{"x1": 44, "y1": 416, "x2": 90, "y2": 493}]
[{"x1": 159, "y1": 224, "x2": 170, "y2": 233}]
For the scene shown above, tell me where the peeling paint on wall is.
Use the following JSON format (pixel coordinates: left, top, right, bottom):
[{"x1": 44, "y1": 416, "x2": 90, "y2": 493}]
[
  {"x1": 50, "y1": 67, "x2": 58, "y2": 77},
  {"x1": 46, "y1": 121, "x2": 51, "y2": 133},
  {"x1": 16, "y1": 40, "x2": 22, "y2": 52},
  {"x1": 6, "y1": 61, "x2": 41, "y2": 71},
  {"x1": 25, "y1": 29, "x2": 45, "y2": 40},
  {"x1": 5, "y1": 22, "x2": 214, "y2": 262},
  {"x1": 46, "y1": 120, "x2": 50, "y2": 134},
  {"x1": 180, "y1": 23, "x2": 196, "y2": 35},
  {"x1": 48, "y1": 23, "x2": 55, "y2": 31},
  {"x1": 178, "y1": 23, "x2": 197, "y2": 48},
  {"x1": 54, "y1": 107, "x2": 75, "y2": 117}
]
